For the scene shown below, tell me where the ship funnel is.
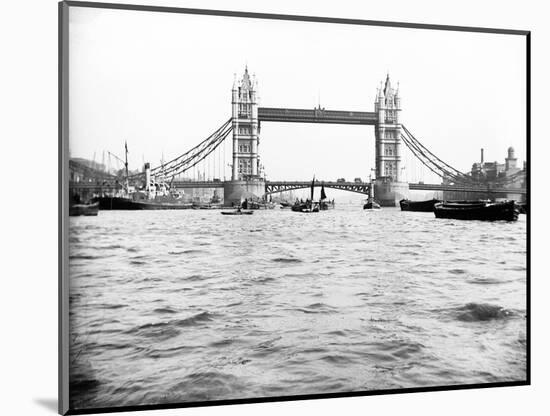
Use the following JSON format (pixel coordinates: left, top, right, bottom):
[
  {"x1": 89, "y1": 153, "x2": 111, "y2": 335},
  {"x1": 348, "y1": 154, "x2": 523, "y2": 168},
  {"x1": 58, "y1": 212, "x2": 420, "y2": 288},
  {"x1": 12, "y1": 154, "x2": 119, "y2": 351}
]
[{"x1": 144, "y1": 162, "x2": 151, "y2": 192}]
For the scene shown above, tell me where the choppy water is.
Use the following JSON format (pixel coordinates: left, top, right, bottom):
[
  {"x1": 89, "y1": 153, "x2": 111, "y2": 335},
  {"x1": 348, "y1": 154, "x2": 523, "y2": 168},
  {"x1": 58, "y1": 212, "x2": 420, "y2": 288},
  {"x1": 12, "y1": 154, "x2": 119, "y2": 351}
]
[{"x1": 69, "y1": 206, "x2": 527, "y2": 409}]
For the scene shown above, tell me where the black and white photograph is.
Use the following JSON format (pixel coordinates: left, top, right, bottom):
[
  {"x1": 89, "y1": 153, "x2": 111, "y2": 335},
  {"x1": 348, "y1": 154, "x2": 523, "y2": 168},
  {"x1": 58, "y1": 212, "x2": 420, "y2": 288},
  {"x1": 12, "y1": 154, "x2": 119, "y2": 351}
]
[{"x1": 60, "y1": 1, "x2": 529, "y2": 414}]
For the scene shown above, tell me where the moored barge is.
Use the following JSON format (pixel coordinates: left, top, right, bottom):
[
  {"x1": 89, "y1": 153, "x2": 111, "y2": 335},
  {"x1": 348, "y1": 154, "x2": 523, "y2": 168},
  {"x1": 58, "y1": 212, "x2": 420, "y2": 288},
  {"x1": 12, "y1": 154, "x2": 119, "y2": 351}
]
[
  {"x1": 433, "y1": 200, "x2": 519, "y2": 221},
  {"x1": 399, "y1": 198, "x2": 441, "y2": 212}
]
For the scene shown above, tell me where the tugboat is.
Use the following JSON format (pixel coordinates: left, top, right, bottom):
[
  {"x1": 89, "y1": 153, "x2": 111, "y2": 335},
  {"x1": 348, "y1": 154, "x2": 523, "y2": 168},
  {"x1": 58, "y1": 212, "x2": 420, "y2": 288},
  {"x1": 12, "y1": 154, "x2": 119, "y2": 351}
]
[{"x1": 363, "y1": 178, "x2": 380, "y2": 210}]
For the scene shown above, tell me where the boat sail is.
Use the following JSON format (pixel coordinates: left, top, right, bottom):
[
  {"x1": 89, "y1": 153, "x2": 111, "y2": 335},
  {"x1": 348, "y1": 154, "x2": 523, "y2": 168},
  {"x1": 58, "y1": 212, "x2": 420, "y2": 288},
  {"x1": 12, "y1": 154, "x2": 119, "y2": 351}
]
[
  {"x1": 320, "y1": 184, "x2": 326, "y2": 200},
  {"x1": 319, "y1": 184, "x2": 334, "y2": 210}
]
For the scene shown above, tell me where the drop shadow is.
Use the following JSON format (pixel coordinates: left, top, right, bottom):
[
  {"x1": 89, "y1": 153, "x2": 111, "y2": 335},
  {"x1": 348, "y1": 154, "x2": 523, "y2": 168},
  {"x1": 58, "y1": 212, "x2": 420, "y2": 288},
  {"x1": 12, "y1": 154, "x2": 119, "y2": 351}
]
[{"x1": 34, "y1": 398, "x2": 58, "y2": 413}]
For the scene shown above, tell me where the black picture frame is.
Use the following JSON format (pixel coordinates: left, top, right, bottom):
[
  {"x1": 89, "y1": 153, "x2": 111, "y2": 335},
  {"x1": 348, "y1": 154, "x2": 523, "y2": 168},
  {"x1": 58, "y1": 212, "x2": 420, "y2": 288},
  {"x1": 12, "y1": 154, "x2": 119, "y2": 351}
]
[{"x1": 59, "y1": 1, "x2": 530, "y2": 414}]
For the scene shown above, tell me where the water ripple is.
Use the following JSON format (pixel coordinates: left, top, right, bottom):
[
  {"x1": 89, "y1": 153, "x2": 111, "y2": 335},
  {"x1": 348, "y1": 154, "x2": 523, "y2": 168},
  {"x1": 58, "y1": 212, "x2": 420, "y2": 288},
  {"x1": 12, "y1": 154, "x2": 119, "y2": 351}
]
[{"x1": 69, "y1": 207, "x2": 527, "y2": 408}]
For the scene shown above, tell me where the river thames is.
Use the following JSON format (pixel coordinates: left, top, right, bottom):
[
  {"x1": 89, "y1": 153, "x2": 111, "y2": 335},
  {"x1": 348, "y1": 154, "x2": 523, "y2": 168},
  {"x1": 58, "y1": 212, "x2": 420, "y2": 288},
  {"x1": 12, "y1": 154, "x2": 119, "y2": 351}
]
[{"x1": 68, "y1": 206, "x2": 527, "y2": 409}]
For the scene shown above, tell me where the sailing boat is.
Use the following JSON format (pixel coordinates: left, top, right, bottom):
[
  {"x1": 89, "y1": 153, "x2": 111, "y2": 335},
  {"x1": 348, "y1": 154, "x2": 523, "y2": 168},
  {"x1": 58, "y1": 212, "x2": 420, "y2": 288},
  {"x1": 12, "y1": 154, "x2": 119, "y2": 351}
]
[{"x1": 291, "y1": 177, "x2": 320, "y2": 213}]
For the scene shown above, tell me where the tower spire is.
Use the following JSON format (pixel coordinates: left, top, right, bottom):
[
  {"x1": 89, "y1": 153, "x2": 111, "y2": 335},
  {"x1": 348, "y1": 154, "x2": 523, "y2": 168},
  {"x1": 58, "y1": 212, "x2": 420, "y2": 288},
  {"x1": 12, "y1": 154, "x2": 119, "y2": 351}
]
[{"x1": 384, "y1": 73, "x2": 392, "y2": 96}]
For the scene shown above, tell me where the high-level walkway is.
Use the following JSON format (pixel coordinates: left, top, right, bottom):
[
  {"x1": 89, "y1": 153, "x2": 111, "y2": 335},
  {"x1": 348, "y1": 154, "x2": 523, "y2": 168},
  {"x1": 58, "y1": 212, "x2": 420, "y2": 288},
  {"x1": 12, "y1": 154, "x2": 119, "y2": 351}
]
[{"x1": 258, "y1": 107, "x2": 377, "y2": 124}]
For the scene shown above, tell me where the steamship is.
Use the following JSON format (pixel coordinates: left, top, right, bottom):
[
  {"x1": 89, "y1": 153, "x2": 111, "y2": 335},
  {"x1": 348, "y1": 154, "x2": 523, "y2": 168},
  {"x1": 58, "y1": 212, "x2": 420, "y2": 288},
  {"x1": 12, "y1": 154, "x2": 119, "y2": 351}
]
[{"x1": 94, "y1": 146, "x2": 193, "y2": 210}]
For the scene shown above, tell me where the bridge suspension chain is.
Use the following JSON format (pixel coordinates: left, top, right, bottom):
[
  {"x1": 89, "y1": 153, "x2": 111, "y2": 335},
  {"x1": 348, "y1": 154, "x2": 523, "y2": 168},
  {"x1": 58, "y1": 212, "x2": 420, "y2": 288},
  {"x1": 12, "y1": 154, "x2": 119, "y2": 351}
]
[
  {"x1": 400, "y1": 125, "x2": 477, "y2": 184},
  {"x1": 401, "y1": 125, "x2": 525, "y2": 186},
  {"x1": 400, "y1": 132, "x2": 473, "y2": 184},
  {"x1": 160, "y1": 121, "x2": 233, "y2": 179},
  {"x1": 129, "y1": 118, "x2": 233, "y2": 181}
]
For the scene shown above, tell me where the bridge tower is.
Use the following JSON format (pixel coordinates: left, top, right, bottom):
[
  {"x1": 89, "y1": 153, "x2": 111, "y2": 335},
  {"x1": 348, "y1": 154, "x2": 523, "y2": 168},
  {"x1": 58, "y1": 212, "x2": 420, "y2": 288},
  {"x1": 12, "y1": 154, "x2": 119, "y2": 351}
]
[
  {"x1": 374, "y1": 74, "x2": 409, "y2": 206},
  {"x1": 224, "y1": 66, "x2": 265, "y2": 206}
]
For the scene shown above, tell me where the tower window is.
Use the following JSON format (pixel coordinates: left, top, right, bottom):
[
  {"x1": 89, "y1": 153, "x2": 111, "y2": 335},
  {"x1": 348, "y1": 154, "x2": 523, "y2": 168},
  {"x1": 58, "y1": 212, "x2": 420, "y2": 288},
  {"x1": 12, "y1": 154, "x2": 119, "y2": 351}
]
[
  {"x1": 239, "y1": 104, "x2": 251, "y2": 118},
  {"x1": 238, "y1": 158, "x2": 252, "y2": 175},
  {"x1": 385, "y1": 131, "x2": 396, "y2": 140},
  {"x1": 384, "y1": 161, "x2": 397, "y2": 179},
  {"x1": 238, "y1": 144, "x2": 251, "y2": 153}
]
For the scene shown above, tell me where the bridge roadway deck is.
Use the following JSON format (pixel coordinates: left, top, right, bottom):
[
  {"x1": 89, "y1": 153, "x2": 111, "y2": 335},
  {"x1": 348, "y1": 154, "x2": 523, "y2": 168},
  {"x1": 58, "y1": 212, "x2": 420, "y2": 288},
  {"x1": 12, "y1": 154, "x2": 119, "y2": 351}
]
[
  {"x1": 69, "y1": 181, "x2": 525, "y2": 196},
  {"x1": 258, "y1": 107, "x2": 377, "y2": 124},
  {"x1": 265, "y1": 181, "x2": 370, "y2": 195}
]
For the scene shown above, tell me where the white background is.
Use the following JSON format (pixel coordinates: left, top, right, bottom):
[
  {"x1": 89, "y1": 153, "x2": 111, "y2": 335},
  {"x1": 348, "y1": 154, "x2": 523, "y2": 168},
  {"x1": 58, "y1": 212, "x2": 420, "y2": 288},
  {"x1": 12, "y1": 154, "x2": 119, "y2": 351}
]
[{"x1": 0, "y1": 0, "x2": 548, "y2": 415}]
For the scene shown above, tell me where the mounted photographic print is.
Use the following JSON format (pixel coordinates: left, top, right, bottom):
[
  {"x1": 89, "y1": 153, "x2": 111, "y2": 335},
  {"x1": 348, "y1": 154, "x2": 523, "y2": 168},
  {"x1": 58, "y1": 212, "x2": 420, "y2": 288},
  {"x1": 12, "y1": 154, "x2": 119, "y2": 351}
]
[{"x1": 59, "y1": 1, "x2": 530, "y2": 414}]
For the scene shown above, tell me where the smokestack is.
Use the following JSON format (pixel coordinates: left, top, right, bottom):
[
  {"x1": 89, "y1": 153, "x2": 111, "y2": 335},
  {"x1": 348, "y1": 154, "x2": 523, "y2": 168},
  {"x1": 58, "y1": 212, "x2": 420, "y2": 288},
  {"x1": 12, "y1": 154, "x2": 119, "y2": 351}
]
[
  {"x1": 144, "y1": 162, "x2": 151, "y2": 192},
  {"x1": 480, "y1": 148, "x2": 484, "y2": 165}
]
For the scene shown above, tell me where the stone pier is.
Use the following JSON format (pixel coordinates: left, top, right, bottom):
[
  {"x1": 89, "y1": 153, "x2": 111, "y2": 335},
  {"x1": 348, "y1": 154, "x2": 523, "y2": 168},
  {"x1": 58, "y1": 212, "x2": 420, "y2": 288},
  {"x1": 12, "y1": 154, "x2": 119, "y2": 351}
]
[
  {"x1": 374, "y1": 179, "x2": 409, "y2": 207},
  {"x1": 223, "y1": 180, "x2": 266, "y2": 207}
]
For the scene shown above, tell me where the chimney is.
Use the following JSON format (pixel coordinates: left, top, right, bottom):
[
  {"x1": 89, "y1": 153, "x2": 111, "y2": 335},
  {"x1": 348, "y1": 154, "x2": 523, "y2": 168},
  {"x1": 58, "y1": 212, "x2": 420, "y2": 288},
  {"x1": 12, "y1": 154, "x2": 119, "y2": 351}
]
[
  {"x1": 144, "y1": 162, "x2": 151, "y2": 192},
  {"x1": 480, "y1": 148, "x2": 484, "y2": 165}
]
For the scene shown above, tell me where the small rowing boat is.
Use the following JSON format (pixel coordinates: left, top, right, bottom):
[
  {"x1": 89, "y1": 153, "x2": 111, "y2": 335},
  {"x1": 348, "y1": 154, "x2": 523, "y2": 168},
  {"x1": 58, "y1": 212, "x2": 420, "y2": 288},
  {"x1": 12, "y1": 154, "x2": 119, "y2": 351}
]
[
  {"x1": 221, "y1": 209, "x2": 253, "y2": 215},
  {"x1": 69, "y1": 202, "x2": 99, "y2": 216}
]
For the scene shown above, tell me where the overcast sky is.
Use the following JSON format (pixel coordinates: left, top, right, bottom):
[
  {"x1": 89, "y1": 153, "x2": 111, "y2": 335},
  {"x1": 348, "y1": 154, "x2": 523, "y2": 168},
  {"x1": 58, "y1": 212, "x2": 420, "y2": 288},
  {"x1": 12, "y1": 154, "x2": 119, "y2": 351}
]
[{"x1": 69, "y1": 6, "x2": 526, "y2": 184}]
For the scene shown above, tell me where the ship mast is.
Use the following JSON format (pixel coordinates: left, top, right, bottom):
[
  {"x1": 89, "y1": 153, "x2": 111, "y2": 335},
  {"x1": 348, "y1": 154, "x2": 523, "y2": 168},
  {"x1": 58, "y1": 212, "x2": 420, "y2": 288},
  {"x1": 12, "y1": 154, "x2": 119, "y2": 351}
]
[
  {"x1": 124, "y1": 141, "x2": 129, "y2": 193},
  {"x1": 107, "y1": 147, "x2": 129, "y2": 195},
  {"x1": 369, "y1": 171, "x2": 375, "y2": 202}
]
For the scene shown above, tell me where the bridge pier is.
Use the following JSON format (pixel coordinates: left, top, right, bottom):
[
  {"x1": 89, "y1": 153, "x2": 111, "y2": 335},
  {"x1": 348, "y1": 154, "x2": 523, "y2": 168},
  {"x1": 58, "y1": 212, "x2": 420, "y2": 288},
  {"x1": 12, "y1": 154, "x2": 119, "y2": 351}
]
[
  {"x1": 223, "y1": 180, "x2": 266, "y2": 207},
  {"x1": 374, "y1": 179, "x2": 409, "y2": 207}
]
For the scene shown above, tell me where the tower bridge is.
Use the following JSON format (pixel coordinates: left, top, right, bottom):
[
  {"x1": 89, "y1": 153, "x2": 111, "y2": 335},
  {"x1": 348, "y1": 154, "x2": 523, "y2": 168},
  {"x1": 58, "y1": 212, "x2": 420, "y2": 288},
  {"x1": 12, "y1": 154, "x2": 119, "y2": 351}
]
[
  {"x1": 225, "y1": 66, "x2": 405, "y2": 206},
  {"x1": 69, "y1": 66, "x2": 526, "y2": 206}
]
